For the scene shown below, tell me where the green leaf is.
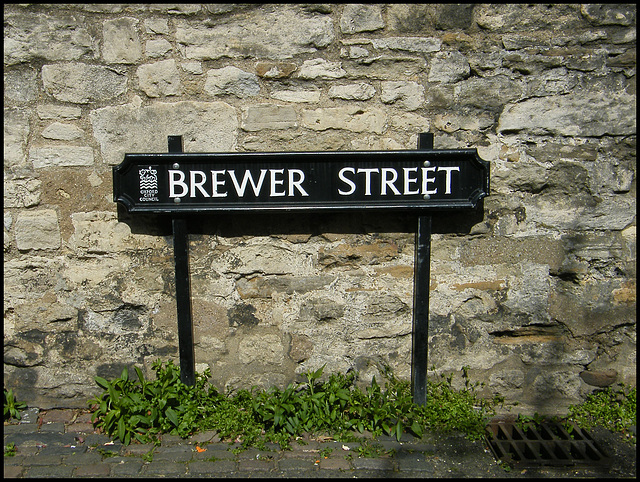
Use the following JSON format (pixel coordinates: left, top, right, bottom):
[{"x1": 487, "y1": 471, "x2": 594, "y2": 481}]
[
  {"x1": 135, "y1": 366, "x2": 146, "y2": 385},
  {"x1": 395, "y1": 421, "x2": 403, "y2": 441},
  {"x1": 118, "y1": 417, "x2": 125, "y2": 442},
  {"x1": 95, "y1": 376, "x2": 111, "y2": 390},
  {"x1": 165, "y1": 407, "x2": 179, "y2": 427},
  {"x1": 411, "y1": 420, "x2": 423, "y2": 438}
]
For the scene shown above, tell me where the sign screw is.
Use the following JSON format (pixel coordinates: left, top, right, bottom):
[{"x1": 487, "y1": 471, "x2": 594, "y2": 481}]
[
  {"x1": 423, "y1": 161, "x2": 431, "y2": 167},
  {"x1": 423, "y1": 194, "x2": 431, "y2": 200},
  {"x1": 173, "y1": 163, "x2": 180, "y2": 169},
  {"x1": 174, "y1": 198, "x2": 181, "y2": 203}
]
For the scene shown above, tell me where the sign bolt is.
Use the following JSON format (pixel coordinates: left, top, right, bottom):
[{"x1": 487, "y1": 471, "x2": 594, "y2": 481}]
[
  {"x1": 423, "y1": 194, "x2": 431, "y2": 200},
  {"x1": 173, "y1": 163, "x2": 180, "y2": 169},
  {"x1": 423, "y1": 161, "x2": 431, "y2": 167}
]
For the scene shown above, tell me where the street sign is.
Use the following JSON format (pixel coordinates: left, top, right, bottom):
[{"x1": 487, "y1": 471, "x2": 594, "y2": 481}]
[
  {"x1": 113, "y1": 149, "x2": 489, "y2": 213},
  {"x1": 112, "y1": 134, "x2": 489, "y2": 405}
]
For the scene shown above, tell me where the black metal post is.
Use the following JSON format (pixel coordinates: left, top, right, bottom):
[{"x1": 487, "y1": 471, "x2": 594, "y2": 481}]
[
  {"x1": 411, "y1": 132, "x2": 434, "y2": 405},
  {"x1": 169, "y1": 135, "x2": 196, "y2": 386}
]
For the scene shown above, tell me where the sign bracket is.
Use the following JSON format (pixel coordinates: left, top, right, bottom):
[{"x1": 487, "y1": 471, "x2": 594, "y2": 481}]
[{"x1": 168, "y1": 135, "x2": 195, "y2": 386}]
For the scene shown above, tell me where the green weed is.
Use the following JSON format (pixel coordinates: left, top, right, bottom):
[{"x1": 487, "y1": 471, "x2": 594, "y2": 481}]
[{"x1": 4, "y1": 388, "x2": 27, "y2": 421}]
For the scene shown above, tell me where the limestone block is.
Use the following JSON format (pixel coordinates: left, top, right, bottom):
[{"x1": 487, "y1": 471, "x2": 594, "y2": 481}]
[
  {"x1": 204, "y1": 66, "x2": 260, "y2": 98},
  {"x1": 340, "y1": 4, "x2": 384, "y2": 34},
  {"x1": 102, "y1": 17, "x2": 142, "y2": 64},
  {"x1": 217, "y1": 238, "x2": 313, "y2": 276},
  {"x1": 144, "y1": 18, "x2": 169, "y2": 35},
  {"x1": 427, "y1": 51, "x2": 471, "y2": 83},
  {"x1": 37, "y1": 105, "x2": 82, "y2": 120},
  {"x1": 579, "y1": 369, "x2": 618, "y2": 387},
  {"x1": 29, "y1": 146, "x2": 94, "y2": 168},
  {"x1": 41, "y1": 122, "x2": 84, "y2": 141},
  {"x1": 498, "y1": 92, "x2": 637, "y2": 137},
  {"x1": 42, "y1": 63, "x2": 127, "y2": 104},
  {"x1": 380, "y1": 81, "x2": 425, "y2": 111},
  {"x1": 136, "y1": 59, "x2": 182, "y2": 97},
  {"x1": 4, "y1": 178, "x2": 41, "y2": 208},
  {"x1": 299, "y1": 297, "x2": 345, "y2": 322},
  {"x1": 3, "y1": 11, "x2": 97, "y2": 66},
  {"x1": 302, "y1": 106, "x2": 386, "y2": 133},
  {"x1": 271, "y1": 88, "x2": 320, "y2": 103},
  {"x1": 328, "y1": 83, "x2": 375, "y2": 100},
  {"x1": 297, "y1": 58, "x2": 347, "y2": 80},
  {"x1": 4, "y1": 68, "x2": 39, "y2": 102},
  {"x1": 238, "y1": 332, "x2": 285, "y2": 366},
  {"x1": 175, "y1": 7, "x2": 334, "y2": 60},
  {"x1": 4, "y1": 108, "x2": 30, "y2": 169},
  {"x1": 456, "y1": 75, "x2": 525, "y2": 111},
  {"x1": 241, "y1": 104, "x2": 297, "y2": 131},
  {"x1": 3, "y1": 256, "x2": 63, "y2": 304},
  {"x1": 371, "y1": 37, "x2": 441, "y2": 53},
  {"x1": 237, "y1": 275, "x2": 335, "y2": 298},
  {"x1": 90, "y1": 98, "x2": 238, "y2": 165},
  {"x1": 69, "y1": 211, "x2": 165, "y2": 253},
  {"x1": 15, "y1": 209, "x2": 61, "y2": 251},
  {"x1": 145, "y1": 38, "x2": 172, "y2": 58}
]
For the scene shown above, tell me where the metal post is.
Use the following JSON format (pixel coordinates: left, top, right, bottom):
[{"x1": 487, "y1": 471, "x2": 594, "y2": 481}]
[
  {"x1": 411, "y1": 132, "x2": 434, "y2": 405},
  {"x1": 169, "y1": 135, "x2": 196, "y2": 386}
]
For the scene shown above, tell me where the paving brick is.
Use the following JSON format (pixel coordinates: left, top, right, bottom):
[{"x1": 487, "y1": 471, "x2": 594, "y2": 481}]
[
  {"x1": 143, "y1": 461, "x2": 188, "y2": 476},
  {"x1": 23, "y1": 464, "x2": 75, "y2": 478},
  {"x1": 74, "y1": 463, "x2": 111, "y2": 477},
  {"x1": 319, "y1": 456, "x2": 352, "y2": 471},
  {"x1": 109, "y1": 459, "x2": 145, "y2": 476},
  {"x1": 188, "y1": 459, "x2": 237, "y2": 474},
  {"x1": 4, "y1": 465, "x2": 24, "y2": 478},
  {"x1": 238, "y1": 458, "x2": 275, "y2": 472}
]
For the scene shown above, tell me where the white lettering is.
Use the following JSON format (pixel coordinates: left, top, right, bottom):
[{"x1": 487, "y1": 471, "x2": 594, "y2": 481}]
[
  {"x1": 381, "y1": 168, "x2": 401, "y2": 196},
  {"x1": 270, "y1": 169, "x2": 286, "y2": 197},
  {"x1": 288, "y1": 169, "x2": 309, "y2": 197},
  {"x1": 437, "y1": 166, "x2": 460, "y2": 194},
  {"x1": 190, "y1": 170, "x2": 209, "y2": 198},
  {"x1": 210, "y1": 170, "x2": 227, "y2": 197},
  {"x1": 228, "y1": 169, "x2": 268, "y2": 197},
  {"x1": 338, "y1": 167, "x2": 357, "y2": 195},
  {"x1": 403, "y1": 167, "x2": 420, "y2": 195},
  {"x1": 421, "y1": 166, "x2": 437, "y2": 195},
  {"x1": 169, "y1": 170, "x2": 188, "y2": 198},
  {"x1": 357, "y1": 168, "x2": 378, "y2": 196}
]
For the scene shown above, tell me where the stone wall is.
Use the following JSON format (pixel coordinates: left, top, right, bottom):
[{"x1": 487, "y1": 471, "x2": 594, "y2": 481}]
[{"x1": 3, "y1": 4, "x2": 636, "y2": 415}]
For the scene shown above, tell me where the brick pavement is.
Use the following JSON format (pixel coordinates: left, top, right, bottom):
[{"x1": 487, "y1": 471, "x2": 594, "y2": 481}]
[{"x1": 4, "y1": 408, "x2": 635, "y2": 478}]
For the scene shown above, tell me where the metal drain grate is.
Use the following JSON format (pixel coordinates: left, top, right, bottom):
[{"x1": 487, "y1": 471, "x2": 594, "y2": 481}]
[{"x1": 485, "y1": 420, "x2": 610, "y2": 468}]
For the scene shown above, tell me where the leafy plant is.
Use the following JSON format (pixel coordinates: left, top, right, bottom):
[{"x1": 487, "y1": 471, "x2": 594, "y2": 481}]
[
  {"x1": 89, "y1": 360, "x2": 223, "y2": 445},
  {"x1": 4, "y1": 442, "x2": 17, "y2": 457},
  {"x1": 565, "y1": 384, "x2": 636, "y2": 443},
  {"x1": 87, "y1": 360, "x2": 505, "y2": 449},
  {"x1": 4, "y1": 388, "x2": 27, "y2": 421}
]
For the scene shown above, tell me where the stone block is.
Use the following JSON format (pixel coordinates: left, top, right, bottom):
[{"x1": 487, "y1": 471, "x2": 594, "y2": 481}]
[
  {"x1": 136, "y1": 59, "x2": 182, "y2": 97},
  {"x1": 204, "y1": 66, "x2": 260, "y2": 98},
  {"x1": 175, "y1": 7, "x2": 334, "y2": 60},
  {"x1": 90, "y1": 98, "x2": 238, "y2": 165},
  {"x1": 102, "y1": 17, "x2": 142, "y2": 63},
  {"x1": 14, "y1": 209, "x2": 60, "y2": 250},
  {"x1": 241, "y1": 104, "x2": 297, "y2": 131},
  {"x1": 42, "y1": 63, "x2": 127, "y2": 104}
]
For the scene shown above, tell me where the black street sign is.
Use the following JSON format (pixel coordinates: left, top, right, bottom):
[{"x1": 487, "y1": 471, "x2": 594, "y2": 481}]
[
  {"x1": 113, "y1": 149, "x2": 489, "y2": 213},
  {"x1": 112, "y1": 134, "x2": 490, "y2": 405}
]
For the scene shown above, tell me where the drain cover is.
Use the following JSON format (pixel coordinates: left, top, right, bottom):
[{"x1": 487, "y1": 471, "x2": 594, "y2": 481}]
[{"x1": 485, "y1": 420, "x2": 610, "y2": 468}]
